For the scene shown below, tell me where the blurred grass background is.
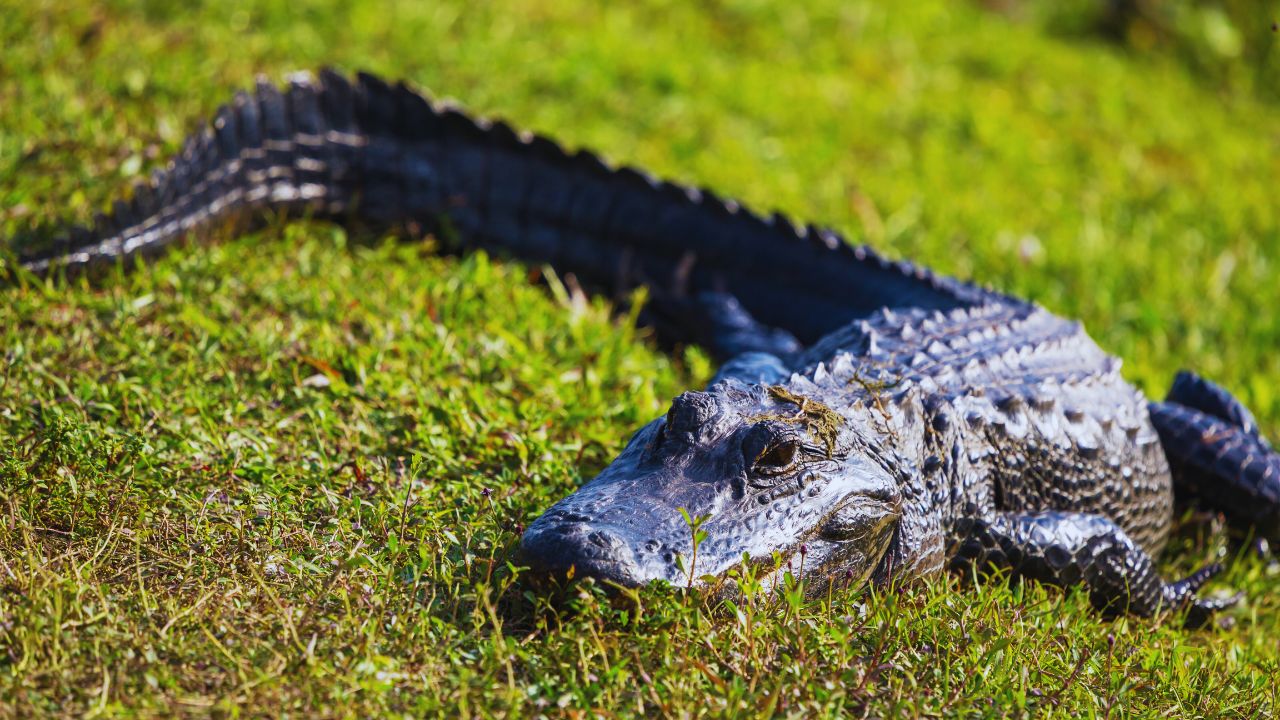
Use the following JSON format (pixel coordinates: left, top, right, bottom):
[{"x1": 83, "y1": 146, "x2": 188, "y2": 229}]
[
  {"x1": 1019, "y1": 0, "x2": 1280, "y2": 101},
  {"x1": 1, "y1": 0, "x2": 1279, "y2": 716}
]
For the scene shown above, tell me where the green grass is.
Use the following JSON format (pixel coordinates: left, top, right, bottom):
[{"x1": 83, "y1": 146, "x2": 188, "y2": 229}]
[{"x1": 2, "y1": 0, "x2": 1280, "y2": 716}]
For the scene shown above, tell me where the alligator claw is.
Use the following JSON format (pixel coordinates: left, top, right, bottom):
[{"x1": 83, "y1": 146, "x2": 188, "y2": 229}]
[
  {"x1": 1183, "y1": 591, "x2": 1244, "y2": 629},
  {"x1": 1163, "y1": 561, "x2": 1223, "y2": 604},
  {"x1": 1162, "y1": 562, "x2": 1241, "y2": 628}
]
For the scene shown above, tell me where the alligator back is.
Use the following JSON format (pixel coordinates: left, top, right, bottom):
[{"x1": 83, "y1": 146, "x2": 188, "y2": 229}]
[{"x1": 792, "y1": 303, "x2": 1173, "y2": 557}]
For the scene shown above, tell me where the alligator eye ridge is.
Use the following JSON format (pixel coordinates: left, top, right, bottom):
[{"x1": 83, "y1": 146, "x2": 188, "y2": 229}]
[
  {"x1": 742, "y1": 422, "x2": 806, "y2": 477},
  {"x1": 753, "y1": 440, "x2": 799, "y2": 473}
]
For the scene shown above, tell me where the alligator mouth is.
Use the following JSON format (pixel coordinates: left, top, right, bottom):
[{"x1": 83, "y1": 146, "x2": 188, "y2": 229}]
[
  {"x1": 519, "y1": 516, "x2": 818, "y2": 591},
  {"x1": 520, "y1": 490, "x2": 900, "y2": 596}
]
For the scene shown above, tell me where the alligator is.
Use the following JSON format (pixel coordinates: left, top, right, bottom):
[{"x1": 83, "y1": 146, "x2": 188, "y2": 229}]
[{"x1": 9, "y1": 69, "x2": 1278, "y2": 622}]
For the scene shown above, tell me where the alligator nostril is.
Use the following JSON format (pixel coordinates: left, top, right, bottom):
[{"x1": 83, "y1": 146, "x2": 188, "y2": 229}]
[{"x1": 520, "y1": 521, "x2": 645, "y2": 587}]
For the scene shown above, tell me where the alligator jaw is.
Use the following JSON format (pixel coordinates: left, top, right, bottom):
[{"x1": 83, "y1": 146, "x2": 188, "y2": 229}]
[{"x1": 519, "y1": 492, "x2": 900, "y2": 595}]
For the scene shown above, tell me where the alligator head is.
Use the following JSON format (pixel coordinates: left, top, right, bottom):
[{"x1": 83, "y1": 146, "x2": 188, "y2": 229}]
[{"x1": 520, "y1": 378, "x2": 902, "y2": 593}]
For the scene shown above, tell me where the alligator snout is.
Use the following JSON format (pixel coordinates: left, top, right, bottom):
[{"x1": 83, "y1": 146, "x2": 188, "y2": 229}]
[{"x1": 520, "y1": 520, "x2": 648, "y2": 587}]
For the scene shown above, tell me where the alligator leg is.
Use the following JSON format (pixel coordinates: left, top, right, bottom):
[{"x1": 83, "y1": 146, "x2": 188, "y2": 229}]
[
  {"x1": 644, "y1": 290, "x2": 803, "y2": 362},
  {"x1": 707, "y1": 352, "x2": 790, "y2": 386},
  {"x1": 1164, "y1": 370, "x2": 1268, "y2": 446},
  {"x1": 1150, "y1": 375, "x2": 1280, "y2": 540},
  {"x1": 640, "y1": 289, "x2": 800, "y2": 386},
  {"x1": 949, "y1": 512, "x2": 1238, "y2": 621}
]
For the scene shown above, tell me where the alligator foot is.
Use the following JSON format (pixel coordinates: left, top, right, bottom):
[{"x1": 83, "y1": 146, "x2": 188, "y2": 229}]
[
  {"x1": 950, "y1": 511, "x2": 1236, "y2": 622},
  {"x1": 1168, "y1": 563, "x2": 1243, "y2": 628}
]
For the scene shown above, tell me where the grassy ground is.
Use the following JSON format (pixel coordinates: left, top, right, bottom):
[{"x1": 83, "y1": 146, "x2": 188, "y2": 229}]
[{"x1": 2, "y1": 0, "x2": 1280, "y2": 716}]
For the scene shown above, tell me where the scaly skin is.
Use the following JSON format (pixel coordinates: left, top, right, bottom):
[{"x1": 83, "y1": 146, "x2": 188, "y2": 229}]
[
  {"x1": 522, "y1": 302, "x2": 1214, "y2": 618},
  {"x1": 8, "y1": 70, "x2": 1275, "y2": 621}
]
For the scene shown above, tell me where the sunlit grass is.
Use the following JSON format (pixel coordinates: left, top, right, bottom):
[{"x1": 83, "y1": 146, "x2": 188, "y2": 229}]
[{"x1": 2, "y1": 0, "x2": 1278, "y2": 715}]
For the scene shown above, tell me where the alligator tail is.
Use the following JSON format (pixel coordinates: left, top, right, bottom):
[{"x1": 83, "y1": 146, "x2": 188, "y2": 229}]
[
  {"x1": 9, "y1": 69, "x2": 1009, "y2": 344},
  {"x1": 14, "y1": 70, "x2": 376, "y2": 276}
]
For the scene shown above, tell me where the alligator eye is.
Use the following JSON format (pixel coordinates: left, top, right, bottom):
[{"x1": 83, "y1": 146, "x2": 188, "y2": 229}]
[
  {"x1": 754, "y1": 440, "x2": 798, "y2": 472},
  {"x1": 742, "y1": 423, "x2": 803, "y2": 475}
]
